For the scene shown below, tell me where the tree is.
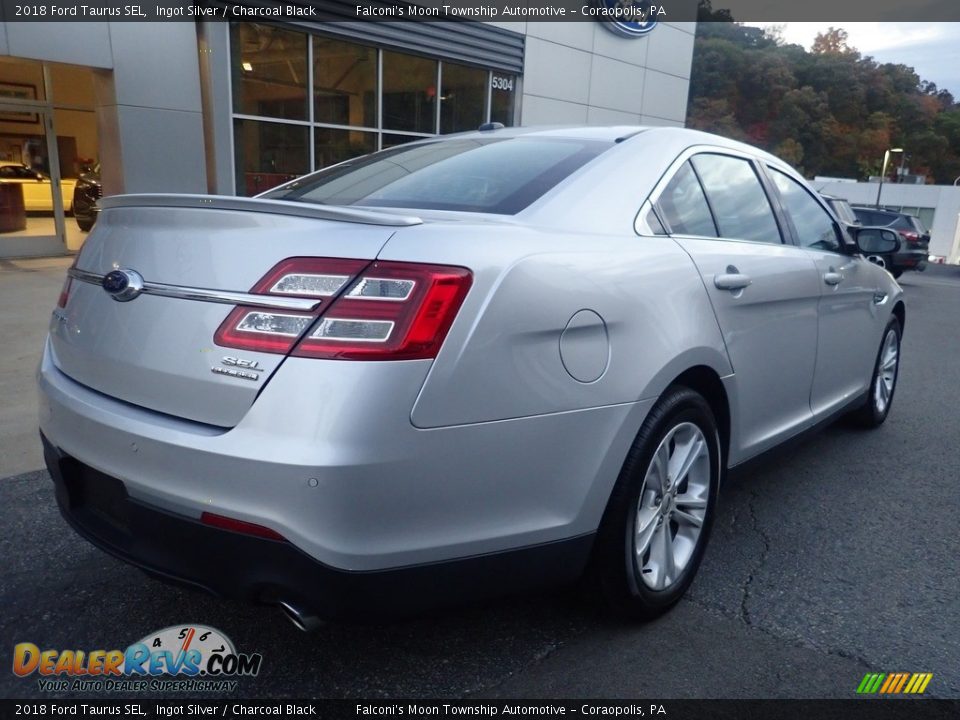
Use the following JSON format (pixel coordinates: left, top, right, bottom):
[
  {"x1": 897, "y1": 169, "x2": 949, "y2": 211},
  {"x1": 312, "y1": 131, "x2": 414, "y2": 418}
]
[
  {"x1": 811, "y1": 27, "x2": 858, "y2": 58},
  {"x1": 687, "y1": 21, "x2": 960, "y2": 182}
]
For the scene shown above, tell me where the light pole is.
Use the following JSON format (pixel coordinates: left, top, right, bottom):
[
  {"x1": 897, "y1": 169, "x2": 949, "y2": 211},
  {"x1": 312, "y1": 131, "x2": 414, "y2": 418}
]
[{"x1": 876, "y1": 148, "x2": 903, "y2": 208}]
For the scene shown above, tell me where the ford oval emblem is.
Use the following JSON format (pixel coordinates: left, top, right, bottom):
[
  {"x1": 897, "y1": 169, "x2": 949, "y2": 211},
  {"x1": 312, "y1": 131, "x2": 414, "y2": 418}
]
[
  {"x1": 596, "y1": 0, "x2": 659, "y2": 37},
  {"x1": 102, "y1": 268, "x2": 144, "y2": 302}
]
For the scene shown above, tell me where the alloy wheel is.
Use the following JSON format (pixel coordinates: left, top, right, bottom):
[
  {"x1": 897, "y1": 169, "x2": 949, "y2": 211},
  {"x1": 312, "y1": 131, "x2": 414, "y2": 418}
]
[
  {"x1": 634, "y1": 422, "x2": 710, "y2": 590},
  {"x1": 874, "y1": 328, "x2": 899, "y2": 414}
]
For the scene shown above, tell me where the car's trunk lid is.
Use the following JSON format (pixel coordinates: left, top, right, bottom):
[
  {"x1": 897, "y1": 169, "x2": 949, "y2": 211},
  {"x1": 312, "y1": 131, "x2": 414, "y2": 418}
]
[{"x1": 49, "y1": 194, "x2": 417, "y2": 427}]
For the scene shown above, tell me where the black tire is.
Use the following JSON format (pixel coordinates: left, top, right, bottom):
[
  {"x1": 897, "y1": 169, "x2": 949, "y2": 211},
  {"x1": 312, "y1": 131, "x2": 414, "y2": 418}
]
[
  {"x1": 76, "y1": 217, "x2": 94, "y2": 232},
  {"x1": 591, "y1": 386, "x2": 721, "y2": 620},
  {"x1": 891, "y1": 269, "x2": 903, "y2": 279},
  {"x1": 848, "y1": 316, "x2": 901, "y2": 428}
]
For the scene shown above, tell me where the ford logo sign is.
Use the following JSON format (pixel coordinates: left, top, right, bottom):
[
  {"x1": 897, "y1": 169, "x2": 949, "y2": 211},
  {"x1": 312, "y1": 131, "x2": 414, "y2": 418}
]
[
  {"x1": 102, "y1": 268, "x2": 144, "y2": 302},
  {"x1": 596, "y1": 0, "x2": 659, "y2": 37}
]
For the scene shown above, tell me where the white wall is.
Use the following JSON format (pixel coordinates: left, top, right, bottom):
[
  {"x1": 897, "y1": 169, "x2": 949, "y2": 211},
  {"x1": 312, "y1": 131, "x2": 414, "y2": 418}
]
[
  {"x1": 817, "y1": 181, "x2": 960, "y2": 261},
  {"x1": 514, "y1": 21, "x2": 695, "y2": 127}
]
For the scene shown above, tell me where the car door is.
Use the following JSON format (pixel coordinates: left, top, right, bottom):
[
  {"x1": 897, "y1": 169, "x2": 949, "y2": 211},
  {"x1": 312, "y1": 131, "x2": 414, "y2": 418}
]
[
  {"x1": 766, "y1": 167, "x2": 881, "y2": 417},
  {"x1": 654, "y1": 151, "x2": 822, "y2": 463}
]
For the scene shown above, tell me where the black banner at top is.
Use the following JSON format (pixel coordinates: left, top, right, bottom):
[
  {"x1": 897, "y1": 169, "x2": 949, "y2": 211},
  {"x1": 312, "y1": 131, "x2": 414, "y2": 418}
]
[{"x1": 1, "y1": 0, "x2": 960, "y2": 22}]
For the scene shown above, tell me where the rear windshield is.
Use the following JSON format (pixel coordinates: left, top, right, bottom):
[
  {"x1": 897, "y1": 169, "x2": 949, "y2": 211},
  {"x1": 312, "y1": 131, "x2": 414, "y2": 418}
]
[
  {"x1": 829, "y1": 199, "x2": 857, "y2": 224},
  {"x1": 262, "y1": 137, "x2": 612, "y2": 215}
]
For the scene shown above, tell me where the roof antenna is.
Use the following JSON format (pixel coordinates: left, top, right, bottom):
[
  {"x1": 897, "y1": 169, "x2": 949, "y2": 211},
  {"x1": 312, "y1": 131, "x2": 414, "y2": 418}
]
[{"x1": 478, "y1": 122, "x2": 505, "y2": 131}]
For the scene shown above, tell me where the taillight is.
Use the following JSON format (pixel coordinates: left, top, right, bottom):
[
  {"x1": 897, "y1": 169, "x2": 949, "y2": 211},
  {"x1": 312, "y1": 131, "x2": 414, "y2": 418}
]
[
  {"x1": 214, "y1": 257, "x2": 369, "y2": 354},
  {"x1": 899, "y1": 230, "x2": 920, "y2": 245},
  {"x1": 214, "y1": 258, "x2": 472, "y2": 361},
  {"x1": 57, "y1": 256, "x2": 79, "y2": 308}
]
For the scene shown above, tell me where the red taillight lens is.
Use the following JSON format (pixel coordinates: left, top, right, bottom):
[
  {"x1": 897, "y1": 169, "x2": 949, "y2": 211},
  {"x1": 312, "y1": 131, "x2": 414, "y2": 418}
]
[
  {"x1": 56, "y1": 278, "x2": 73, "y2": 309},
  {"x1": 200, "y1": 512, "x2": 286, "y2": 542},
  {"x1": 57, "y1": 256, "x2": 79, "y2": 308},
  {"x1": 214, "y1": 258, "x2": 472, "y2": 361},
  {"x1": 899, "y1": 230, "x2": 920, "y2": 245},
  {"x1": 214, "y1": 257, "x2": 370, "y2": 354},
  {"x1": 293, "y1": 262, "x2": 472, "y2": 360}
]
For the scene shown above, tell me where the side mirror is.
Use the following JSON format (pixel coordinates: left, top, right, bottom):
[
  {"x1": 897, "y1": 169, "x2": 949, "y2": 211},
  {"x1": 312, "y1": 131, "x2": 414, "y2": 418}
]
[{"x1": 854, "y1": 227, "x2": 900, "y2": 255}]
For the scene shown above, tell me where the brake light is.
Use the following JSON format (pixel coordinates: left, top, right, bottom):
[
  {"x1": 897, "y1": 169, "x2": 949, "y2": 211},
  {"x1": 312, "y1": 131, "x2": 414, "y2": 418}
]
[
  {"x1": 214, "y1": 257, "x2": 369, "y2": 354},
  {"x1": 214, "y1": 258, "x2": 472, "y2": 361},
  {"x1": 57, "y1": 256, "x2": 79, "y2": 308},
  {"x1": 899, "y1": 230, "x2": 920, "y2": 245}
]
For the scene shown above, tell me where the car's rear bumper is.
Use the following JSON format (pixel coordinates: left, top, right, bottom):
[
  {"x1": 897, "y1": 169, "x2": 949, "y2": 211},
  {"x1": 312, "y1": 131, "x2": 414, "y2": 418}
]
[
  {"x1": 38, "y1": 337, "x2": 647, "y2": 574},
  {"x1": 43, "y1": 433, "x2": 593, "y2": 620},
  {"x1": 892, "y1": 249, "x2": 928, "y2": 271}
]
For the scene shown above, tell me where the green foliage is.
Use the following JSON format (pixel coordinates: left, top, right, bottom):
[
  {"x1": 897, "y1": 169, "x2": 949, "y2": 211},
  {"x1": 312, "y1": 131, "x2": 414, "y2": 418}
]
[{"x1": 687, "y1": 23, "x2": 960, "y2": 183}]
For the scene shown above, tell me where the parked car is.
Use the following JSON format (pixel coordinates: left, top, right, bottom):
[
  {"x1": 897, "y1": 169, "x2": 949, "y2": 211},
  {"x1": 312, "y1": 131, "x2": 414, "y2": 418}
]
[
  {"x1": 822, "y1": 194, "x2": 860, "y2": 227},
  {"x1": 852, "y1": 206, "x2": 929, "y2": 277},
  {"x1": 821, "y1": 194, "x2": 900, "y2": 272},
  {"x1": 72, "y1": 164, "x2": 102, "y2": 232},
  {"x1": 0, "y1": 161, "x2": 75, "y2": 213},
  {"x1": 39, "y1": 127, "x2": 904, "y2": 627}
]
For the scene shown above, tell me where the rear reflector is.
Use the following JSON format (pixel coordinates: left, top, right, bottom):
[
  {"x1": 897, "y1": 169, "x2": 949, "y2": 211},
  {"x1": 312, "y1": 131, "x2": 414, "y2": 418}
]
[
  {"x1": 215, "y1": 257, "x2": 472, "y2": 361},
  {"x1": 200, "y1": 512, "x2": 287, "y2": 542}
]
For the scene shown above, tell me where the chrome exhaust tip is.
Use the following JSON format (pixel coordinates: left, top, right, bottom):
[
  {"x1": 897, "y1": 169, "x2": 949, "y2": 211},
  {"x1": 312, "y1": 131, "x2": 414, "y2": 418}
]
[{"x1": 278, "y1": 600, "x2": 323, "y2": 632}]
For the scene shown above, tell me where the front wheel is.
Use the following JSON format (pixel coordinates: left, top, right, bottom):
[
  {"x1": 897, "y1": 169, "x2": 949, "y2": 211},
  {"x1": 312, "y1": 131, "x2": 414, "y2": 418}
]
[
  {"x1": 848, "y1": 316, "x2": 901, "y2": 428},
  {"x1": 592, "y1": 386, "x2": 721, "y2": 620}
]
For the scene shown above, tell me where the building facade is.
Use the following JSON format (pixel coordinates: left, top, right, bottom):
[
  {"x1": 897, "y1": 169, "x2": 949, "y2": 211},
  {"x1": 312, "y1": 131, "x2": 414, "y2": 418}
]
[{"x1": 0, "y1": 16, "x2": 696, "y2": 258}]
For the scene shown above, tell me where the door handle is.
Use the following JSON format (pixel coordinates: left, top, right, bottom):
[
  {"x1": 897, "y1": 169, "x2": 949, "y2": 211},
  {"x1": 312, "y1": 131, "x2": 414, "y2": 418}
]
[
  {"x1": 823, "y1": 271, "x2": 844, "y2": 286},
  {"x1": 714, "y1": 270, "x2": 752, "y2": 291}
]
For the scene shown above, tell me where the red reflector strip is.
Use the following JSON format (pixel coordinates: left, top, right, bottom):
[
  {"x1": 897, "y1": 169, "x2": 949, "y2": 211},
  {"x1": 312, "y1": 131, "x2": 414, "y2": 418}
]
[{"x1": 200, "y1": 512, "x2": 287, "y2": 542}]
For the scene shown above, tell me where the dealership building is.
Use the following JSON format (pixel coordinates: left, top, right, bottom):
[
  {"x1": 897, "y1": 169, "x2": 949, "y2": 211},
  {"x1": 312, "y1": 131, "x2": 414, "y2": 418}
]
[{"x1": 0, "y1": 11, "x2": 696, "y2": 258}]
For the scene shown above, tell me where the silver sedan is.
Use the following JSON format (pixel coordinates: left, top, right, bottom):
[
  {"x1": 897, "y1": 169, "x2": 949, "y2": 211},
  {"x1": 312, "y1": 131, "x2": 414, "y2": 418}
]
[{"x1": 38, "y1": 126, "x2": 903, "y2": 627}]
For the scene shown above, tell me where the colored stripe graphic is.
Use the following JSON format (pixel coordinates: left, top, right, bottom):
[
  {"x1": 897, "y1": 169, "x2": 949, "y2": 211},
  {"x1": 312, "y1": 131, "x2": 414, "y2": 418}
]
[{"x1": 857, "y1": 672, "x2": 932, "y2": 694}]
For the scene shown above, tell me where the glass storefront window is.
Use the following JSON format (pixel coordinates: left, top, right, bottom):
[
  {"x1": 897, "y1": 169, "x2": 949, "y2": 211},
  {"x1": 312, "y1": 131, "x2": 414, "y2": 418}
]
[
  {"x1": 229, "y1": 23, "x2": 522, "y2": 184},
  {"x1": 490, "y1": 73, "x2": 517, "y2": 127},
  {"x1": 313, "y1": 38, "x2": 377, "y2": 129},
  {"x1": 234, "y1": 119, "x2": 309, "y2": 196},
  {"x1": 231, "y1": 24, "x2": 308, "y2": 121},
  {"x1": 382, "y1": 51, "x2": 437, "y2": 134},
  {"x1": 315, "y1": 128, "x2": 377, "y2": 168},
  {"x1": 440, "y1": 63, "x2": 487, "y2": 134}
]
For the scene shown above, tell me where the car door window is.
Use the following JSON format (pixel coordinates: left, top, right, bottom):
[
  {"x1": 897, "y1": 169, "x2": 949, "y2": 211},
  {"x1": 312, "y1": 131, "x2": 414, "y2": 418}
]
[
  {"x1": 690, "y1": 154, "x2": 781, "y2": 244},
  {"x1": 656, "y1": 161, "x2": 717, "y2": 237},
  {"x1": 770, "y1": 170, "x2": 842, "y2": 252}
]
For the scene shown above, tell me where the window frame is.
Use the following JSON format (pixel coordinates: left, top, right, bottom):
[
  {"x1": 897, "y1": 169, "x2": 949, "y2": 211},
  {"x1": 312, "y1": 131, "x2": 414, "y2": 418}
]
[
  {"x1": 762, "y1": 163, "x2": 847, "y2": 255},
  {"x1": 638, "y1": 146, "x2": 788, "y2": 247}
]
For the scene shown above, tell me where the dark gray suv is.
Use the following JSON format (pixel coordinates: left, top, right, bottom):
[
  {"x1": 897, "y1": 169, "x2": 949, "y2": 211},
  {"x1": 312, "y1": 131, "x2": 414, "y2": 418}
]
[{"x1": 852, "y1": 207, "x2": 929, "y2": 277}]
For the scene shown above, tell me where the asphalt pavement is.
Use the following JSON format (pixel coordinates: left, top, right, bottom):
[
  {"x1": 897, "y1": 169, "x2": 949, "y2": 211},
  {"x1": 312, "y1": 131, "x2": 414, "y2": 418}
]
[{"x1": 1, "y1": 264, "x2": 958, "y2": 700}]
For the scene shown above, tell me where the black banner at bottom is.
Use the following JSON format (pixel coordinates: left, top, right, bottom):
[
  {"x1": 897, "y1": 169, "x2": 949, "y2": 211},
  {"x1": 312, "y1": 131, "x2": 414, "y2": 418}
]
[{"x1": 1, "y1": 700, "x2": 959, "y2": 720}]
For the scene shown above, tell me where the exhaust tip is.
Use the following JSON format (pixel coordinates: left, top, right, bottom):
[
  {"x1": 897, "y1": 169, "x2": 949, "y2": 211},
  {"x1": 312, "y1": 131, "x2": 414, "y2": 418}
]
[{"x1": 278, "y1": 600, "x2": 323, "y2": 633}]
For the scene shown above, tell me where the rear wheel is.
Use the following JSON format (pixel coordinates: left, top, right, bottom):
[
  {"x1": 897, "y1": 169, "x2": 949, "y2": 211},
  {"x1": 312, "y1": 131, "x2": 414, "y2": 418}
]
[
  {"x1": 592, "y1": 387, "x2": 720, "y2": 619},
  {"x1": 891, "y1": 269, "x2": 903, "y2": 279},
  {"x1": 76, "y1": 216, "x2": 94, "y2": 232},
  {"x1": 848, "y1": 316, "x2": 901, "y2": 428}
]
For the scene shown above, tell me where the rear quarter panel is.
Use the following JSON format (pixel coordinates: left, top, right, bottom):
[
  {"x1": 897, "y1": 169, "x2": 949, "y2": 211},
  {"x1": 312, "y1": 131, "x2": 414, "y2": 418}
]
[{"x1": 377, "y1": 223, "x2": 732, "y2": 428}]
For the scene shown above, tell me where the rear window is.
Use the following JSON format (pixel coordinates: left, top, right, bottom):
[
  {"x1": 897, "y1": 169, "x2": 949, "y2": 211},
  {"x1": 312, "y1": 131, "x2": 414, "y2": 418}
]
[
  {"x1": 853, "y1": 208, "x2": 894, "y2": 226},
  {"x1": 264, "y1": 137, "x2": 612, "y2": 215},
  {"x1": 828, "y1": 199, "x2": 857, "y2": 225}
]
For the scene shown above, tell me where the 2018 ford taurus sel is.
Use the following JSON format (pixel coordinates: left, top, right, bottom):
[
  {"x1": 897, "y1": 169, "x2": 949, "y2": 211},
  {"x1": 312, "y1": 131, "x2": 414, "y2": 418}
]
[{"x1": 38, "y1": 127, "x2": 904, "y2": 628}]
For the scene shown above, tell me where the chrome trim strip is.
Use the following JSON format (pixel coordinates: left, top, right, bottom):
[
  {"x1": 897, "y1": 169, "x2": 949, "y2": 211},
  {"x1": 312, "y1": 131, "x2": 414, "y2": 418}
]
[{"x1": 68, "y1": 268, "x2": 321, "y2": 311}]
